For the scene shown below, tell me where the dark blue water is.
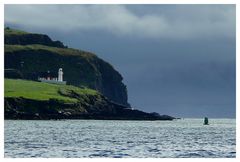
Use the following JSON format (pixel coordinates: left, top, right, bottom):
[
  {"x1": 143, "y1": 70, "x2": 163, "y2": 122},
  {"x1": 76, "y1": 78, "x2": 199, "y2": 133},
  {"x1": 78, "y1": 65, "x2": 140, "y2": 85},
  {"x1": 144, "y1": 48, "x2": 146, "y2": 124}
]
[{"x1": 4, "y1": 119, "x2": 236, "y2": 158}]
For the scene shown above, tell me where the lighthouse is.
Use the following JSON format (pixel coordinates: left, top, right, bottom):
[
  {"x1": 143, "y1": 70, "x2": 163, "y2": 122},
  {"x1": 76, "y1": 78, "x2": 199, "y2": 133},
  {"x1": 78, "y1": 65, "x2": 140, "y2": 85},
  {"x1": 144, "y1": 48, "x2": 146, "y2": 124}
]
[
  {"x1": 58, "y1": 68, "x2": 63, "y2": 82},
  {"x1": 38, "y1": 68, "x2": 66, "y2": 85}
]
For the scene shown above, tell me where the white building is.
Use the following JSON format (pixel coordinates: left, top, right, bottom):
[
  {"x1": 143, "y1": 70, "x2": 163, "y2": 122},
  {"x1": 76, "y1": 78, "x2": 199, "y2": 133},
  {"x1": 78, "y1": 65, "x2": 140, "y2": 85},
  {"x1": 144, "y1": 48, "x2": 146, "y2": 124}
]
[
  {"x1": 58, "y1": 68, "x2": 63, "y2": 82},
  {"x1": 38, "y1": 68, "x2": 67, "y2": 85}
]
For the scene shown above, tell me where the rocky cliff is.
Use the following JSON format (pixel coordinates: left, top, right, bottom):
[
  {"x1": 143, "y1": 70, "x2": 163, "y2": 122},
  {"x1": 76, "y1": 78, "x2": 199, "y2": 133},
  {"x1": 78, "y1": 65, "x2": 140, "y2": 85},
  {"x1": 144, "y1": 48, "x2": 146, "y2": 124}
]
[{"x1": 4, "y1": 27, "x2": 129, "y2": 106}]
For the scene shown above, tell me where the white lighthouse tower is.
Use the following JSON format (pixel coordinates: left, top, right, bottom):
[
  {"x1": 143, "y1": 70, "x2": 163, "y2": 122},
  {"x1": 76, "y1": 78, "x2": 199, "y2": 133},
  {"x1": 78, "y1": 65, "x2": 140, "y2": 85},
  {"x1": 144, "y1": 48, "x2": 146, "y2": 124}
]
[
  {"x1": 38, "y1": 68, "x2": 66, "y2": 85},
  {"x1": 58, "y1": 68, "x2": 63, "y2": 82}
]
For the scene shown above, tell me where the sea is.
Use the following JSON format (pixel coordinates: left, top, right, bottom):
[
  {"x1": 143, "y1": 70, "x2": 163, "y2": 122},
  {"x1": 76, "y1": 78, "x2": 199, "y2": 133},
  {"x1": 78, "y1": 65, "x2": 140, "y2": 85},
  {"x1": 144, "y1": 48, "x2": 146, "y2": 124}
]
[{"x1": 4, "y1": 119, "x2": 236, "y2": 158}]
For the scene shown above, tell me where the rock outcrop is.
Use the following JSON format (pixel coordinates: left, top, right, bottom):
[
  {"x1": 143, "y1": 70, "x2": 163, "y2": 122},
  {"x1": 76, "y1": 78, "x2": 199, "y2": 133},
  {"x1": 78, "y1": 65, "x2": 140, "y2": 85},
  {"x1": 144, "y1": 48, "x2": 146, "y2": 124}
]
[{"x1": 5, "y1": 97, "x2": 174, "y2": 120}]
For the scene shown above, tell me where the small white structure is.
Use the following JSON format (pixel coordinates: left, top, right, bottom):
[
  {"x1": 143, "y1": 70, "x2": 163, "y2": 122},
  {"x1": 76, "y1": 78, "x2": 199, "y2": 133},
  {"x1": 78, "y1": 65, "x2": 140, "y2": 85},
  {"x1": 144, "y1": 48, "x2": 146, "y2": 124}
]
[
  {"x1": 38, "y1": 68, "x2": 67, "y2": 85},
  {"x1": 58, "y1": 68, "x2": 63, "y2": 82}
]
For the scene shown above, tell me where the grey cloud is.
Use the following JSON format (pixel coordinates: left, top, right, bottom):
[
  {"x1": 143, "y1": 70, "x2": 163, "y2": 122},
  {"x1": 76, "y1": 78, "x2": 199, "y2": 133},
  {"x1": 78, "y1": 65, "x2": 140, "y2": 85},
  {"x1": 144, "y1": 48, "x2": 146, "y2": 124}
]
[{"x1": 5, "y1": 5, "x2": 235, "y2": 39}]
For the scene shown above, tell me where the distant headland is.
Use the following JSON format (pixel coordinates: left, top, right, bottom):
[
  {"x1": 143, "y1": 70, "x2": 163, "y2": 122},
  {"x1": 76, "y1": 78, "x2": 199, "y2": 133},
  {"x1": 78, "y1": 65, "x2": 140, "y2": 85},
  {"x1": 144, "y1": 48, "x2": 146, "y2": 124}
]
[{"x1": 4, "y1": 27, "x2": 175, "y2": 120}]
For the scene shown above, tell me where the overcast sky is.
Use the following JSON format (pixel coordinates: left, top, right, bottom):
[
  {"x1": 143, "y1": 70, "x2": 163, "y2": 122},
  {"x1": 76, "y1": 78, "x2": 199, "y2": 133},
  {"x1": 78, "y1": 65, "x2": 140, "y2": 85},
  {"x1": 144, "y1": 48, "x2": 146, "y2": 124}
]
[{"x1": 5, "y1": 4, "x2": 236, "y2": 118}]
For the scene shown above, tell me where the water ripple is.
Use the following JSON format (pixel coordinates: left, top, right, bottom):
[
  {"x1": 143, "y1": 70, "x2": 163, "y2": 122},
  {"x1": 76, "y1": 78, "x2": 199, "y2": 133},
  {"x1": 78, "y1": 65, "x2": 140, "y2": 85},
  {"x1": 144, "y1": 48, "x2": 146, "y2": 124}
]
[{"x1": 4, "y1": 119, "x2": 236, "y2": 158}]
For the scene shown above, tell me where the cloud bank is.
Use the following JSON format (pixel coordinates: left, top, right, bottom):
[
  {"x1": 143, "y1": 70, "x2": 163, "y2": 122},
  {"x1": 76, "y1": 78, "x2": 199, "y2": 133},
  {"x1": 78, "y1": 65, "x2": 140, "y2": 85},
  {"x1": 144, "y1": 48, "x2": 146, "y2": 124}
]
[{"x1": 5, "y1": 5, "x2": 235, "y2": 39}]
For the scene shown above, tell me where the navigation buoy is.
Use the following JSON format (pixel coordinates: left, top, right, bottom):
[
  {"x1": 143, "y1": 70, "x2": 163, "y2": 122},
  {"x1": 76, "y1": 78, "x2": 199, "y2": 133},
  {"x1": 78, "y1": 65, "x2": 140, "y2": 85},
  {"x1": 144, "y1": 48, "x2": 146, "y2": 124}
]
[{"x1": 204, "y1": 117, "x2": 209, "y2": 125}]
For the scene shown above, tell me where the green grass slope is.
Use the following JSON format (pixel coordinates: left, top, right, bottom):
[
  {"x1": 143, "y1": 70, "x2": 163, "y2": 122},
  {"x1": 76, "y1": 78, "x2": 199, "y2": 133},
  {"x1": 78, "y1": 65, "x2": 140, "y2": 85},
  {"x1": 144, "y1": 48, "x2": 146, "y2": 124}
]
[
  {"x1": 5, "y1": 44, "x2": 96, "y2": 58},
  {"x1": 4, "y1": 79, "x2": 98, "y2": 103},
  {"x1": 5, "y1": 27, "x2": 29, "y2": 35}
]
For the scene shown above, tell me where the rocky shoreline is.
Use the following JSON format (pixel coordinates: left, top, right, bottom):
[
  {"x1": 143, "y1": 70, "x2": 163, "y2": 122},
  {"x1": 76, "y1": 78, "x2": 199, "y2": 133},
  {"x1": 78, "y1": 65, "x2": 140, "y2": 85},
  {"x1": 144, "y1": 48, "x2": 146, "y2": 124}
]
[{"x1": 5, "y1": 97, "x2": 175, "y2": 120}]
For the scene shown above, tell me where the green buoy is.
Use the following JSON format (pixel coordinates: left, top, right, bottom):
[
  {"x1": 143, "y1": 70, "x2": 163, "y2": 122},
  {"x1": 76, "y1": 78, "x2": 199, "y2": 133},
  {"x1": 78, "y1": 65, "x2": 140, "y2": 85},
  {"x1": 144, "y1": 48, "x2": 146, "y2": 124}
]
[{"x1": 204, "y1": 117, "x2": 209, "y2": 125}]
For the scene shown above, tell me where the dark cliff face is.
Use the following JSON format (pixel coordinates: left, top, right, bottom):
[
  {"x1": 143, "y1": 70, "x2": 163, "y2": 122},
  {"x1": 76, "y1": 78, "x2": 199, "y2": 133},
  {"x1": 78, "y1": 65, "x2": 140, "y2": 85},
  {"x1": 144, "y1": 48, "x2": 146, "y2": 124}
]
[
  {"x1": 4, "y1": 28, "x2": 130, "y2": 106},
  {"x1": 5, "y1": 97, "x2": 174, "y2": 120}
]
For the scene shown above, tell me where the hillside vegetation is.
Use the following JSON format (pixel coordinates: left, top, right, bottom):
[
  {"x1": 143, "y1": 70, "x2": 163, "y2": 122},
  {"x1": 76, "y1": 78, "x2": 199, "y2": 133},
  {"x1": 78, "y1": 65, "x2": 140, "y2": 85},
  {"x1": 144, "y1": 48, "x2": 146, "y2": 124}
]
[
  {"x1": 5, "y1": 27, "x2": 129, "y2": 106},
  {"x1": 4, "y1": 27, "x2": 29, "y2": 35},
  {"x1": 5, "y1": 44, "x2": 95, "y2": 58},
  {"x1": 5, "y1": 79, "x2": 98, "y2": 103}
]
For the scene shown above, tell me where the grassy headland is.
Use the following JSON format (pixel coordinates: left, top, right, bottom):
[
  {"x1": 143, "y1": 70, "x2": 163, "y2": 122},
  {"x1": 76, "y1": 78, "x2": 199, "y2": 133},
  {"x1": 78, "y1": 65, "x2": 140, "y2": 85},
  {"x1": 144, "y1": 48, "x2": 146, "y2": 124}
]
[{"x1": 5, "y1": 79, "x2": 98, "y2": 103}]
